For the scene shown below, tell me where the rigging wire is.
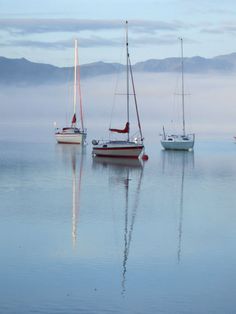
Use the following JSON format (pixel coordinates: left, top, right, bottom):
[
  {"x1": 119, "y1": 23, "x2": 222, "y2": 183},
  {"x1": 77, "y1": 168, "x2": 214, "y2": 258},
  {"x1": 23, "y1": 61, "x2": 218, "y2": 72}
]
[{"x1": 109, "y1": 31, "x2": 126, "y2": 140}]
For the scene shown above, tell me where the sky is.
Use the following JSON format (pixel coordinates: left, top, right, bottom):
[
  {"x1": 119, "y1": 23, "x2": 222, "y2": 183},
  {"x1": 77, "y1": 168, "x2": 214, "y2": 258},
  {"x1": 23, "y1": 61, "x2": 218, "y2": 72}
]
[{"x1": 1, "y1": 0, "x2": 236, "y2": 66}]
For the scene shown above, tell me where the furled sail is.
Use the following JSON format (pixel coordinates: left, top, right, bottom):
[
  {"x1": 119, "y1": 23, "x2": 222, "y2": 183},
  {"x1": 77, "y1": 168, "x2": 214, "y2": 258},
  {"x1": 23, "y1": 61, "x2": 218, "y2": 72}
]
[{"x1": 109, "y1": 122, "x2": 129, "y2": 134}]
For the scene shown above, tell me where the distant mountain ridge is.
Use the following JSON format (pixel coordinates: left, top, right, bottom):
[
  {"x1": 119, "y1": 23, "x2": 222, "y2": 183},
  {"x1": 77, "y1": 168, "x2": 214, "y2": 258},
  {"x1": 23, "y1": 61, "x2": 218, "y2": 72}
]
[{"x1": 1, "y1": 53, "x2": 236, "y2": 85}]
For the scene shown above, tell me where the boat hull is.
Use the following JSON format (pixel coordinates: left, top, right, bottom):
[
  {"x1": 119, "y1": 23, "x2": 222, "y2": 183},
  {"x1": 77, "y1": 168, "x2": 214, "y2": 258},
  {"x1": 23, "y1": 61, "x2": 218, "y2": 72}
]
[
  {"x1": 92, "y1": 142, "x2": 144, "y2": 158},
  {"x1": 161, "y1": 139, "x2": 194, "y2": 151},
  {"x1": 55, "y1": 132, "x2": 86, "y2": 144}
]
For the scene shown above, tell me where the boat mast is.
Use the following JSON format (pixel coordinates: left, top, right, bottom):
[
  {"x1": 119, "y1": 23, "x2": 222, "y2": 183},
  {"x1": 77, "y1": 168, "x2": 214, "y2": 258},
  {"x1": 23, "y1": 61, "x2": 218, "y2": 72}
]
[
  {"x1": 180, "y1": 38, "x2": 186, "y2": 136},
  {"x1": 73, "y1": 39, "x2": 77, "y2": 126},
  {"x1": 126, "y1": 21, "x2": 130, "y2": 141},
  {"x1": 77, "y1": 40, "x2": 85, "y2": 132}
]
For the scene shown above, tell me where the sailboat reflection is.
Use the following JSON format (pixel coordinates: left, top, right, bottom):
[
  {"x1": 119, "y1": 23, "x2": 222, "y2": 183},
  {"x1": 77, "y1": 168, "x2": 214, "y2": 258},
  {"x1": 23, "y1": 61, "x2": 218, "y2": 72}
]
[
  {"x1": 92, "y1": 156, "x2": 143, "y2": 169},
  {"x1": 161, "y1": 150, "x2": 194, "y2": 263},
  {"x1": 56, "y1": 144, "x2": 85, "y2": 249},
  {"x1": 92, "y1": 157, "x2": 144, "y2": 295}
]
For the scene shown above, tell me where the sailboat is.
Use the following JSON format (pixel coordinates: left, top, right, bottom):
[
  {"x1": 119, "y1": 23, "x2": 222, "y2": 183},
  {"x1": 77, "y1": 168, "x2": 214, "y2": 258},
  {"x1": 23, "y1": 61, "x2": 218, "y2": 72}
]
[
  {"x1": 92, "y1": 21, "x2": 145, "y2": 159},
  {"x1": 161, "y1": 38, "x2": 195, "y2": 151},
  {"x1": 55, "y1": 39, "x2": 86, "y2": 144}
]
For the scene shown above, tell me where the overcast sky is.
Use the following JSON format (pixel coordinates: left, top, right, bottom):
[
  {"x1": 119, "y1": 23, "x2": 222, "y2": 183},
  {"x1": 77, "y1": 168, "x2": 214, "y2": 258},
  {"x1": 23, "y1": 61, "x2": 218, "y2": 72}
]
[{"x1": 1, "y1": 0, "x2": 236, "y2": 66}]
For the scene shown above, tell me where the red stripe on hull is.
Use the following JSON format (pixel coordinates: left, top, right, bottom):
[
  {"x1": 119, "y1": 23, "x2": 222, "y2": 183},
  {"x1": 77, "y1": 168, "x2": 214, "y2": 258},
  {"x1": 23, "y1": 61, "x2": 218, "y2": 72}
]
[
  {"x1": 95, "y1": 154, "x2": 139, "y2": 159},
  {"x1": 93, "y1": 146, "x2": 143, "y2": 151}
]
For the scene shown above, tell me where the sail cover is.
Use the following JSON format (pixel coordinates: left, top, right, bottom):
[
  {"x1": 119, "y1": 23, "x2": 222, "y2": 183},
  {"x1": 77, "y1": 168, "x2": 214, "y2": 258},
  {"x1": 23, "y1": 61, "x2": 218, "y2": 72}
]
[
  {"x1": 109, "y1": 122, "x2": 129, "y2": 133},
  {"x1": 71, "y1": 113, "x2": 76, "y2": 124}
]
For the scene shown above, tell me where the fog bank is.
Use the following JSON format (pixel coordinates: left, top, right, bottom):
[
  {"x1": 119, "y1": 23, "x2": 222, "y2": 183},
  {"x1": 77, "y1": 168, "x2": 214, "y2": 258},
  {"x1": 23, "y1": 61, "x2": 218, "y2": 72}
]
[{"x1": 0, "y1": 72, "x2": 235, "y2": 142}]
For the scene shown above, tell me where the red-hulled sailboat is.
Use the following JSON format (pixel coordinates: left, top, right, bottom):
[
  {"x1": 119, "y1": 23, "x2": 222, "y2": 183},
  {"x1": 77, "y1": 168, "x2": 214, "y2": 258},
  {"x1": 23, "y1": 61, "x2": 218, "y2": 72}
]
[{"x1": 92, "y1": 21, "x2": 144, "y2": 159}]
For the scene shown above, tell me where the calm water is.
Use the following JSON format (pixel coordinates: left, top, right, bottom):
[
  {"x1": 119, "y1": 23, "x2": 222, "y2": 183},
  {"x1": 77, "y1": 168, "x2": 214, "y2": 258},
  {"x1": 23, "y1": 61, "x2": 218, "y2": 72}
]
[{"x1": 0, "y1": 136, "x2": 236, "y2": 314}]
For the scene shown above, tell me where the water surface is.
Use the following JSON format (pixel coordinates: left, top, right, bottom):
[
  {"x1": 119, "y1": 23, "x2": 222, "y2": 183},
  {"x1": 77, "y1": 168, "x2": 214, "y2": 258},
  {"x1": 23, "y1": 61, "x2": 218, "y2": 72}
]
[{"x1": 0, "y1": 137, "x2": 236, "y2": 313}]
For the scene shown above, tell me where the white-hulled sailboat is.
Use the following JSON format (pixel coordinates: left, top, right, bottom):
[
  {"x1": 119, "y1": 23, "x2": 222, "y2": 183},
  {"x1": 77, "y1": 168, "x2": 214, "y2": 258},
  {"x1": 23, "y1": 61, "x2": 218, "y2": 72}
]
[
  {"x1": 161, "y1": 38, "x2": 195, "y2": 151},
  {"x1": 92, "y1": 21, "x2": 145, "y2": 159},
  {"x1": 55, "y1": 39, "x2": 86, "y2": 144}
]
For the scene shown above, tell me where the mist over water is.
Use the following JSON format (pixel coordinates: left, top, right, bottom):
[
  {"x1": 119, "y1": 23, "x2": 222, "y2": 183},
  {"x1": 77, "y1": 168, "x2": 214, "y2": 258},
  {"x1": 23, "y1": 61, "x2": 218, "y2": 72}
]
[
  {"x1": 0, "y1": 73, "x2": 236, "y2": 313},
  {"x1": 0, "y1": 72, "x2": 236, "y2": 143}
]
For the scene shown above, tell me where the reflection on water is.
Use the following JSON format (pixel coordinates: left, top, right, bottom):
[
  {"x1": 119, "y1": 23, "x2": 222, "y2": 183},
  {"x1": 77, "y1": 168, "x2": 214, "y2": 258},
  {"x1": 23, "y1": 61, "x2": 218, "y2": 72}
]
[
  {"x1": 161, "y1": 150, "x2": 194, "y2": 175},
  {"x1": 93, "y1": 157, "x2": 144, "y2": 295},
  {"x1": 55, "y1": 144, "x2": 85, "y2": 249},
  {"x1": 1, "y1": 140, "x2": 236, "y2": 314},
  {"x1": 92, "y1": 156, "x2": 143, "y2": 170},
  {"x1": 161, "y1": 150, "x2": 194, "y2": 263}
]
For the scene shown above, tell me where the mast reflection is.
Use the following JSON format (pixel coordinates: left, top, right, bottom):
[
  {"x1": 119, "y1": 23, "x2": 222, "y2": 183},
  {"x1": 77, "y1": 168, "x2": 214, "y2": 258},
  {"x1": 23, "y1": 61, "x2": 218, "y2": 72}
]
[
  {"x1": 161, "y1": 150, "x2": 194, "y2": 263},
  {"x1": 92, "y1": 157, "x2": 144, "y2": 295},
  {"x1": 56, "y1": 144, "x2": 85, "y2": 250}
]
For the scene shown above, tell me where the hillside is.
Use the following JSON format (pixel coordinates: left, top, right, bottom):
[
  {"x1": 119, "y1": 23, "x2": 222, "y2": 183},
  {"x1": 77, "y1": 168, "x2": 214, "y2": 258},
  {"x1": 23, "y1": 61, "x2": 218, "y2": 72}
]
[{"x1": 1, "y1": 53, "x2": 236, "y2": 85}]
